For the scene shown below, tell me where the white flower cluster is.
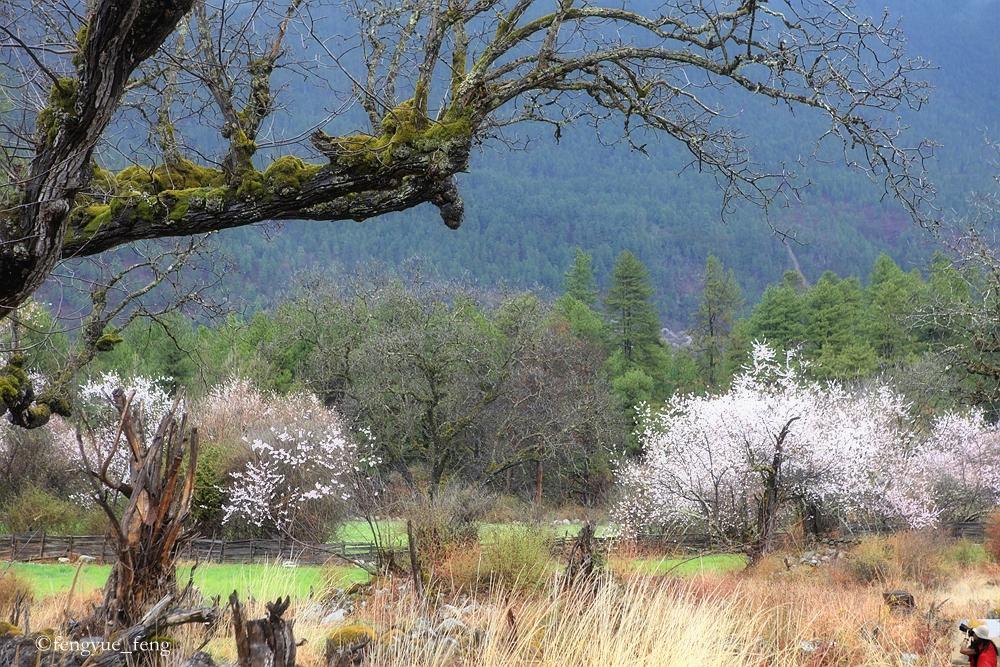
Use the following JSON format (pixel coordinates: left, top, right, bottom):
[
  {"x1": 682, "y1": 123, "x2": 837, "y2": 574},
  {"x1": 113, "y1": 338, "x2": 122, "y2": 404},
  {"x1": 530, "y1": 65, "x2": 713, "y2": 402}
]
[
  {"x1": 50, "y1": 372, "x2": 173, "y2": 484},
  {"x1": 885, "y1": 410, "x2": 1000, "y2": 527},
  {"x1": 615, "y1": 342, "x2": 916, "y2": 535},
  {"x1": 221, "y1": 391, "x2": 363, "y2": 531}
]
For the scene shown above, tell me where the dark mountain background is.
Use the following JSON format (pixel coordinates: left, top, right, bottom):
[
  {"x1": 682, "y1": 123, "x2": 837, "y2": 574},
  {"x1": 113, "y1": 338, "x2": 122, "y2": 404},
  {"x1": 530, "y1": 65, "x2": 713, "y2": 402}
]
[{"x1": 74, "y1": 1, "x2": 1000, "y2": 327}]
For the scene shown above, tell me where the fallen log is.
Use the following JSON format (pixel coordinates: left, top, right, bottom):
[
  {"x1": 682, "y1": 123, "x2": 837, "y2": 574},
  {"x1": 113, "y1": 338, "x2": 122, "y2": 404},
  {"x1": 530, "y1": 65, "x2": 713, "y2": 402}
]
[{"x1": 0, "y1": 595, "x2": 217, "y2": 667}]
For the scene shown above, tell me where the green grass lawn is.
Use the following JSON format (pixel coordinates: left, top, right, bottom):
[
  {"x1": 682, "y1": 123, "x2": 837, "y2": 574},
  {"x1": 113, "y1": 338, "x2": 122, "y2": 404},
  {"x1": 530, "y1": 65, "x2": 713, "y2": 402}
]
[
  {"x1": 7, "y1": 551, "x2": 741, "y2": 601},
  {"x1": 622, "y1": 554, "x2": 747, "y2": 576},
  {"x1": 5, "y1": 562, "x2": 368, "y2": 600}
]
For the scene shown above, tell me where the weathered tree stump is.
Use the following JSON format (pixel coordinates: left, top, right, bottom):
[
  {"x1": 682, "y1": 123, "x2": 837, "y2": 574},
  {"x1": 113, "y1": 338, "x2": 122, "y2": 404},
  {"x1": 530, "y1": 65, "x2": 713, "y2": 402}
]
[
  {"x1": 883, "y1": 590, "x2": 916, "y2": 615},
  {"x1": 231, "y1": 593, "x2": 296, "y2": 667},
  {"x1": 80, "y1": 391, "x2": 200, "y2": 635},
  {"x1": 562, "y1": 521, "x2": 601, "y2": 591}
]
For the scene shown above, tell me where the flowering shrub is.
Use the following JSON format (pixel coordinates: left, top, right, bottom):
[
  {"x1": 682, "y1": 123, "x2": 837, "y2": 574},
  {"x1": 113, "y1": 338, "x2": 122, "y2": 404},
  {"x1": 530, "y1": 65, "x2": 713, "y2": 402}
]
[
  {"x1": 888, "y1": 410, "x2": 1000, "y2": 525},
  {"x1": 221, "y1": 392, "x2": 367, "y2": 538},
  {"x1": 197, "y1": 377, "x2": 272, "y2": 444},
  {"x1": 49, "y1": 372, "x2": 173, "y2": 485},
  {"x1": 615, "y1": 343, "x2": 914, "y2": 547}
]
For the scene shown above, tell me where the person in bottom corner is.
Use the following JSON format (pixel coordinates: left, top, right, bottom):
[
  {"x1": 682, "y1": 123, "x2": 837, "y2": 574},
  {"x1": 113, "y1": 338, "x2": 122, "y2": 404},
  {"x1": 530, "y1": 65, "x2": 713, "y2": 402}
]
[{"x1": 961, "y1": 625, "x2": 998, "y2": 667}]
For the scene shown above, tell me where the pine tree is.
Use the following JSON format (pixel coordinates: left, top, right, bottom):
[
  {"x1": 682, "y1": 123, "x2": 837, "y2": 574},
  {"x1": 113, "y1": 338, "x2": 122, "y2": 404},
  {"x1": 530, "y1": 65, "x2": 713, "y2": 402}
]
[
  {"x1": 690, "y1": 255, "x2": 743, "y2": 386},
  {"x1": 866, "y1": 253, "x2": 924, "y2": 362},
  {"x1": 564, "y1": 247, "x2": 599, "y2": 306},
  {"x1": 605, "y1": 250, "x2": 661, "y2": 362},
  {"x1": 746, "y1": 283, "x2": 805, "y2": 350}
]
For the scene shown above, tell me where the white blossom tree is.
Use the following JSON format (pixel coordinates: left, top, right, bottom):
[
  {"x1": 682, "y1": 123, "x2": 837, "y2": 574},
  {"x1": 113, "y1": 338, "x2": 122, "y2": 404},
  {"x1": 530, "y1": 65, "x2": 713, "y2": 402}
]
[
  {"x1": 221, "y1": 391, "x2": 366, "y2": 539},
  {"x1": 615, "y1": 342, "x2": 914, "y2": 560},
  {"x1": 48, "y1": 371, "x2": 174, "y2": 489},
  {"x1": 886, "y1": 410, "x2": 1000, "y2": 526}
]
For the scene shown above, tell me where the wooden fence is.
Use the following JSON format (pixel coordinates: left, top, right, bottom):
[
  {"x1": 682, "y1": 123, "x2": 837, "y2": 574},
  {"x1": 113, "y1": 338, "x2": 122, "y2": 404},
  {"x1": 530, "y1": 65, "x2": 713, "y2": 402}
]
[
  {"x1": 0, "y1": 533, "x2": 389, "y2": 565},
  {"x1": 0, "y1": 522, "x2": 985, "y2": 566},
  {"x1": 0, "y1": 531, "x2": 716, "y2": 565}
]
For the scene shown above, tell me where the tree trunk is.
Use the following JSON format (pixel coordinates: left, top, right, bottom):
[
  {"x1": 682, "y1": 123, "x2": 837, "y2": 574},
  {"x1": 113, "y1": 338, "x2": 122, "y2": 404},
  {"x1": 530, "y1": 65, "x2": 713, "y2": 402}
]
[
  {"x1": 748, "y1": 416, "x2": 800, "y2": 564},
  {"x1": 0, "y1": 1, "x2": 193, "y2": 320},
  {"x1": 534, "y1": 460, "x2": 544, "y2": 505},
  {"x1": 84, "y1": 390, "x2": 199, "y2": 634},
  {"x1": 231, "y1": 593, "x2": 296, "y2": 667}
]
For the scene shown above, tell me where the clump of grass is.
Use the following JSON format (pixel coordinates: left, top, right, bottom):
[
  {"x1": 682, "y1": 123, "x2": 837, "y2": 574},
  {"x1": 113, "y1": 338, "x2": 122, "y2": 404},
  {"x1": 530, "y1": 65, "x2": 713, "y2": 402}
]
[
  {"x1": 480, "y1": 525, "x2": 551, "y2": 590},
  {"x1": 842, "y1": 535, "x2": 899, "y2": 585},
  {"x1": 944, "y1": 539, "x2": 988, "y2": 568},
  {"x1": 0, "y1": 571, "x2": 32, "y2": 622}
]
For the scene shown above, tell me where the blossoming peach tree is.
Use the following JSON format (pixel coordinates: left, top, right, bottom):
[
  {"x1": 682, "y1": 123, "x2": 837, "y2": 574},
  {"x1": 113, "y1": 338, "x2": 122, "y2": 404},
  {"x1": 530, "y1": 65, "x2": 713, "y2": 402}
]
[
  {"x1": 220, "y1": 391, "x2": 375, "y2": 539},
  {"x1": 886, "y1": 410, "x2": 1000, "y2": 526},
  {"x1": 43, "y1": 374, "x2": 373, "y2": 540},
  {"x1": 615, "y1": 343, "x2": 918, "y2": 560}
]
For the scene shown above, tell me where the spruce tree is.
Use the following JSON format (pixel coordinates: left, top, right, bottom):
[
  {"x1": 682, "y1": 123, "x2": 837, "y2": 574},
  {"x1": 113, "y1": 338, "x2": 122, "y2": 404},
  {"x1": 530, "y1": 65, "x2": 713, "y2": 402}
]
[
  {"x1": 691, "y1": 255, "x2": 743, "y2": 386},
  {"x1": 605, "y1": 250, "x2": 661, "y2": 362},
  {"x1": 564, "y1": 247, "x2": 599, "y2": 306},
  {"x1": 746, "y1": 283, "x2": 806, "y2": 349}
]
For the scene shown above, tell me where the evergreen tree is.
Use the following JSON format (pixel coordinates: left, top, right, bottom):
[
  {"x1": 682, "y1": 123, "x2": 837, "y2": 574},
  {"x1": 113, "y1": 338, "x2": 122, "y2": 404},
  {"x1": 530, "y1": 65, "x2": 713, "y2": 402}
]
[
  {"x1": 564, "y1": 247, "x2": 599, "y2": 306},
  {"x1": 746, "y1": 282, "x2": 805, "y2": 350},
  {"x1": 866, "y1": 253, "x2": 925, "y2": 362},
  {"x1": 605, "y1": 251, "x2": 661, "y2": 362},
  {"x1": 690, "y1": 255, "x2": 743, "y2": 386},
  {"x1": 805, "y1": 272, "x2": 864, "y2": 351},
  {"x1": 804, "y1": 272, "x2": 877, "y2": 380}
]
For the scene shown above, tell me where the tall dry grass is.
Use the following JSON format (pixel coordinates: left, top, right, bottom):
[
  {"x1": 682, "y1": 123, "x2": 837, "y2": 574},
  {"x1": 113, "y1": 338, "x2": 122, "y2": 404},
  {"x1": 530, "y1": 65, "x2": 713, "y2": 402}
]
[
  {"x1": 341, "y1": 572, "x2": 964, "y2": 667},
  {"x1": 15, "y1": 542, "x2": 994, "y2": 666}
]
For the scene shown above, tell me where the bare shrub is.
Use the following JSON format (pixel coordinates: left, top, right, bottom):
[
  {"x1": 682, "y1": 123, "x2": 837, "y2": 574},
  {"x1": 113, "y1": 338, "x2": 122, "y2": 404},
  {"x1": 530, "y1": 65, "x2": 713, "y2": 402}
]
[
  {"x1": 985, "y1": 510, "x2": 1000, "y2": 562},
  {"x1": 889, "y1": 531, "x2": 955, "y2": 588},
  {"x1": 402, "y1": 484, "x2": 493, "y2": 567},
  {"x1": 841, "y1": 532, "x2": 955, "y2": 588},
  {"x1": 842, "y1": 536, "x2": 900, "y2": 585}
]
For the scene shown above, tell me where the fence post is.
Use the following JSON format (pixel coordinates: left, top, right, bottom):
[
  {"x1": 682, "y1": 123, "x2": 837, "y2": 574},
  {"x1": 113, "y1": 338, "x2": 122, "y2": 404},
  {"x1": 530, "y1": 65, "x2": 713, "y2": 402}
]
[
  {"x1": 11, "y1": 534, "x2": 16, "y2": 560},
  {"x1": 39, "y1": 530, "x2": 46, "y2": 559},
  {"x1": 220, "y1": 538, "x2": 226, "y2": 563},
  {"x1": 68, "y1": 535, "x2": 74, "y2": 557},
  {"x1": 101, "y1": 537, "x2": 107, "y2": 562},
  {"x1": 250, "y1": 540, "x2": 255, "y2": 562}
]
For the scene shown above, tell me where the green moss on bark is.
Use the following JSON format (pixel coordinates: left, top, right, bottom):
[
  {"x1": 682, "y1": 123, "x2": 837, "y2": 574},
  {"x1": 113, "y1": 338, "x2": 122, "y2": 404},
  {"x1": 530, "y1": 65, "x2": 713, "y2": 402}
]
[
  {"x1": 36, "y1": 78, "x2": 79, "y2": 145},
  {"x1": 72, "y1": 23, "x2": 89, "y2": 70},
  {"x1": 0, "y1": 356, "x2": 28, "y2": 406},
  {"x1": 117, "y1": 159, "x2": 226, "y2": 194},
  {"x1": 95, "y1": 331, "x2": 123, "y2": 351},
  {"x1": 329, "y1": 102, "x2": 472, "y2": 168},
  {"x1": 262, "y1": 156, "x2": 323, "y2": 195}
]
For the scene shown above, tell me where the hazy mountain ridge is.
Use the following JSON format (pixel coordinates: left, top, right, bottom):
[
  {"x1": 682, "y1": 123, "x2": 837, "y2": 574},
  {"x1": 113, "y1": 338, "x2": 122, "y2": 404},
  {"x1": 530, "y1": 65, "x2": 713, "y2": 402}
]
[{"x1": 64, "y1": 1, "x2": 1000, "y2": 325}]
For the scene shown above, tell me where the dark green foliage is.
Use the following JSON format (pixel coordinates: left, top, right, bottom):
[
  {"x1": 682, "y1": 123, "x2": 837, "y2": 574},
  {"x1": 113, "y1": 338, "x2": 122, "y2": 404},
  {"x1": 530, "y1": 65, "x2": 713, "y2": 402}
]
[
  {"x1": 690, "y1": 255, "x2": 743, "y2": 387},
  {"x1": 605, "y1": 251, "x2": 661, "y2": 363},
  {"x1": 564, "y1": 248, "x2": 598, "y2": 307},
  {"x1": 191, "y1": 445, "x2": 226, "y2": 534}
]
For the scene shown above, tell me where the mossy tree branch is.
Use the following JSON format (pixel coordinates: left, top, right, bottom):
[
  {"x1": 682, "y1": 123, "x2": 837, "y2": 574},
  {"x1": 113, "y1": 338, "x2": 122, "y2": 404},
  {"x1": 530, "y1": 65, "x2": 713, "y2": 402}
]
[{"x1": 1, "y1": 0, "x2": 937, "y2": 402}]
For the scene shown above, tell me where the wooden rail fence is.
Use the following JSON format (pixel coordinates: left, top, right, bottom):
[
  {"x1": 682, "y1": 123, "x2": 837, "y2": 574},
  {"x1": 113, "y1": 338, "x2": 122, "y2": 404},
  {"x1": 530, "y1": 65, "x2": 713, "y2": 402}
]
[
  {"x1": 0, "y1": 522, "x2": 984, "y2": 565},
  {"x1": 0, "y1": 533, "x2": 391, "y2": 565}
]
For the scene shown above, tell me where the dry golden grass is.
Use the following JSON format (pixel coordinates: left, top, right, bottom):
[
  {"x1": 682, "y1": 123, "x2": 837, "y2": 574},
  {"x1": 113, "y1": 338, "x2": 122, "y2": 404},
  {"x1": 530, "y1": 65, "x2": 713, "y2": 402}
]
[{"x1": 13, "y1": 543, "x2": 998, "y2": 666}]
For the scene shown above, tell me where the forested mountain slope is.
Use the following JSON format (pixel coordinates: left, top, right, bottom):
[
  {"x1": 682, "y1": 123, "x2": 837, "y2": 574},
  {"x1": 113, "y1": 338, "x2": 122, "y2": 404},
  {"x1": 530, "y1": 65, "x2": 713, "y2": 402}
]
[{"x1": 64, "y1": 1, "x2": 1000, "y2": 325}]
